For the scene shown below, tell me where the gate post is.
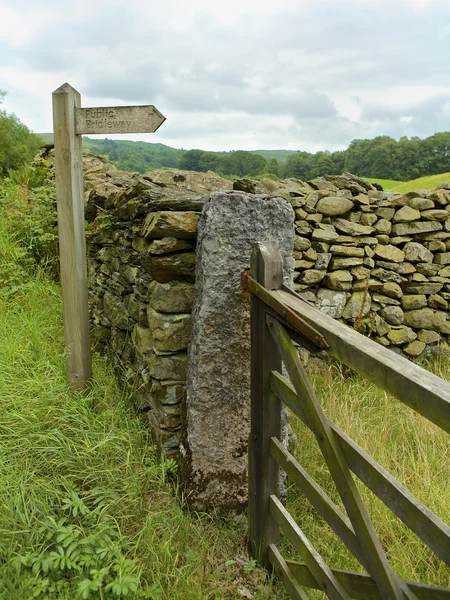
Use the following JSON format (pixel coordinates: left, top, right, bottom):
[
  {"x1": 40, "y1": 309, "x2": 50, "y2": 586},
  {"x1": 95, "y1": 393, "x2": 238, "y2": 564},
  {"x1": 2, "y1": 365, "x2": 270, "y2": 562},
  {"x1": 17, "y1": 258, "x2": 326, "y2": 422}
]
[
  {"x1": 248, "y1": 241, "x2": 284, "y2": 567},
  {"x1": 53, "y1": 83, "x2": 92, "y2": 390}
]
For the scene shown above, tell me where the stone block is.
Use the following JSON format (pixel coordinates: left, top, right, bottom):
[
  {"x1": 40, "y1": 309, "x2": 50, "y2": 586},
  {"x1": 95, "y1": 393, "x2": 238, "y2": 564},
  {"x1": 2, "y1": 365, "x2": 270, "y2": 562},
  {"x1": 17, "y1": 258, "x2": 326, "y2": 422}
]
[
  {"x1": 147, "y1": 352, "x2": 187, "y2": 380},
  {"x1": 142, "y1": 211, "x2": 199, "y2": 239},
  {"x1": 403, "y1": 242, "x2": 433, "y2": 263},
  {"x1": 403, "y1": 282, "x2": 443, "y2": 295},
  {"x1": 380, "y1": 305, "x2": 404, "y2": 325},
  {"x1": 147, "y1": 307, "x2": 192, "y2": 353},
  {"x1": 393, "y1": 206, "x2": 421, "y2": 222},
  {"x1": 329, "y1": 245, "x2": 365, "y2": 257},
  {"x1": 380, "y1": 282, "x2": 403, "y2": 300},
  {"x1": 401, "y1": 295, "x2": 427, "y2": 310},
  {"x1": 151, "y1": 252, "x2": 196, "y2": 282},
  {"x1": 403, "y1": 308, "x2": 450, "y2": 333},
  {"x1": 316, "y1": 196, "x2": 354, "y2": 216},
  {"x1": 388, "y1": 326, "x2": 417, "y2": 345},
  {"x1": 404, "y1": 340, "x2": 426, "y2": 357},
  {"x1": 186, "y1": 191, "x2": 294, "y2": 510},
  {"x1": 391, "y1": 221, "x2": 442, "y2": 236},
  {"x1": 342, "y1": 292, "x2": 371, "y2": 321},
  {"x1": 103, "y1": 292, "x2": 129, "y2": 329},
  {"x1": 421, "y1": 209, "x2": 450, "y2": 221},
  {"x1": 333, "y1": 218, "x2": 375, "y2": 236},
  {"x1": 417, "y1": 329, "x2": 440, "y2": 344},
  {"x1": 434, "y1": 252, "x2": 450, "y2": 265},
  {"x1": 147, "y1": 238, "x2": 195, "y2": 254},
  {"x1": 323, "y1": 270, "x2": 353, "y2": 291},
  {"x1": 316, "y1": 289, "x2": 348, "y2": 318},
  {"x1": 149, "y1": 280, "x2": 195, "y2": 313},
  {"x1": 329, "y1": 257, "x2": 364, "y2": 270},
  {"x1": 374, "y1": 244, "x2": 405, "y2": 263},
  {"x1": 298, "y1": 270, "x2": 326, "y2": 285}
]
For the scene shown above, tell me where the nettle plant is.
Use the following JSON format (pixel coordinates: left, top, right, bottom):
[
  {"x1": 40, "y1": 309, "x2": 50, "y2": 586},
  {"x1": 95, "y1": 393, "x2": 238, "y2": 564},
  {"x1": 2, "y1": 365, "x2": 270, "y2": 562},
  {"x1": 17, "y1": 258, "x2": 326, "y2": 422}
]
[{"x1": 14, "y1": 487, "x2": 155, "y2": 599}]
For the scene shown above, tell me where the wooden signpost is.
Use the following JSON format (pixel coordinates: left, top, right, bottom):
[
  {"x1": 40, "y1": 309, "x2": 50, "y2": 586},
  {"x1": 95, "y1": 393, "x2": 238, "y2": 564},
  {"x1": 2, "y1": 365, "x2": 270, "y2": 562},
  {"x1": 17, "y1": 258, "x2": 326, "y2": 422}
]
[{"x1": 52, "y1": 83, "x2": 165, "y2": 390}]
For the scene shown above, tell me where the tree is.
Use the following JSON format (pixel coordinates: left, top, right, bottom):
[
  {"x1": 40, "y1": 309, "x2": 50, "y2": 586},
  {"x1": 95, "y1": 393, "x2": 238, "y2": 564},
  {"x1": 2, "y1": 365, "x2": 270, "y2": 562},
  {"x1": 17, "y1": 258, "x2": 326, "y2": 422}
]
[
  {"x1": 263, "y1": 157, "x2": 279, "y2": 177},
  {"x1": 421, "y1": 133, "x2": 450, "y2": 175},
  {"x1": 178, "y1": 149, "x2": 206, "y2": 171},
  {"x1": 218, "y1": 151, "x2": 267, "y2": 177},
  {"x1": 0, "y1": 91, "x2": 41, "y2": 176},
  {"x1": 282, "y1": 152, "x2": 315, "y2": 180}
]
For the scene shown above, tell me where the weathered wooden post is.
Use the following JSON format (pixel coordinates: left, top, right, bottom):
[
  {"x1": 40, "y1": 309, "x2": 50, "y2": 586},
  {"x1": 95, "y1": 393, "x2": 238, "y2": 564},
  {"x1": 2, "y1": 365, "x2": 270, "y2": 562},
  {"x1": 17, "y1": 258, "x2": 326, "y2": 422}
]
[
  {"x1": 53, "y1": 83, "x2": 91, "y2": 391},
  {"x1": 248, "y1": 241, "x2": 284, "y2": 567},
  {"x1": 52, "y1": 83, "x2": 165, "y2": 390}
]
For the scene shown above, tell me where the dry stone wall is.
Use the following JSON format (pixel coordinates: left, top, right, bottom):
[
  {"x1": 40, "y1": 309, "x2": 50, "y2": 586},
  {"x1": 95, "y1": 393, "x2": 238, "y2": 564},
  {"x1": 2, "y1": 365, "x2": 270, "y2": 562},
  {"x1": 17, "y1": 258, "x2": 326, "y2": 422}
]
[
  {"x1": 56, "y1": 150, "x2": 450, "y2": 470},
  {"x1": 82, "y1": 155, "x2": 233, "y2": 459},
  {"x1": 280, "y1": 173, "x2": 450, "y2": 359}
]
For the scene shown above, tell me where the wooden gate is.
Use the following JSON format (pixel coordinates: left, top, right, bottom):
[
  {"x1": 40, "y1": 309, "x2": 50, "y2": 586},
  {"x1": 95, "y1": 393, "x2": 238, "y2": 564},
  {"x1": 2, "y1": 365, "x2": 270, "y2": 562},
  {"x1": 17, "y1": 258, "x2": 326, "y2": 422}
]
[{"x1": 245, "y1": 241, "x2": 450, "y2": 600}]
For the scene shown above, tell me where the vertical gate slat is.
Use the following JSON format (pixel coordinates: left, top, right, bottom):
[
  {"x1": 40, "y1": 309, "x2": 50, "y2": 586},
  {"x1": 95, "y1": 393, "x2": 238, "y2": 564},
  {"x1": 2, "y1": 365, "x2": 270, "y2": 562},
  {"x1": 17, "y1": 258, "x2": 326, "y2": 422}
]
[{"x1": 248, "y1": 242, "x2": 284, "y2": 567}]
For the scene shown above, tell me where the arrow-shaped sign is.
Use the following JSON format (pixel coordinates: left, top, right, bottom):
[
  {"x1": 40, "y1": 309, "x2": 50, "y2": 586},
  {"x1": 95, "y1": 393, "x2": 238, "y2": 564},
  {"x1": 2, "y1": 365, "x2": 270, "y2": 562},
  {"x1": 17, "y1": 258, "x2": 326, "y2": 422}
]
[{"x1": 75, "y1": 105, "x2": 166, "y2": 135}]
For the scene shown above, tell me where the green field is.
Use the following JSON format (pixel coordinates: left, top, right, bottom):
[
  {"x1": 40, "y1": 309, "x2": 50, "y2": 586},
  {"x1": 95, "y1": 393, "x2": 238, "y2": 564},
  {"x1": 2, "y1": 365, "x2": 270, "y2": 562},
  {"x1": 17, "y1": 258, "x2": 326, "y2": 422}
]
[
  {"x1": 365, "y1": 177, "x2": 404, "y2": 190},
  {"x1": 367, "y1": 173, "x2": 450, "y2": 193}
]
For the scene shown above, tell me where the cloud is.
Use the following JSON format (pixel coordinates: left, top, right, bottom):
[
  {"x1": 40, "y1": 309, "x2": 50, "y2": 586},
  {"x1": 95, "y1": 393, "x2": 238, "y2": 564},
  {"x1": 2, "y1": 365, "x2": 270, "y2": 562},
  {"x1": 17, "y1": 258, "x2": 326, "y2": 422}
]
[{"x1": 1, "y1": 0, "x2": 450, "y2": 151}]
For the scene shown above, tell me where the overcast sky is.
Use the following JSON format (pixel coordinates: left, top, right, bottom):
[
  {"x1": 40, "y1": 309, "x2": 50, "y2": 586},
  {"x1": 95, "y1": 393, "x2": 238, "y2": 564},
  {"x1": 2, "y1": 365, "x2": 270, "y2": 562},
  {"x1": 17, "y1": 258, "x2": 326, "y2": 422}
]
[{"x1": 1, "y1": 0, "x2": 450, "y2": 152}]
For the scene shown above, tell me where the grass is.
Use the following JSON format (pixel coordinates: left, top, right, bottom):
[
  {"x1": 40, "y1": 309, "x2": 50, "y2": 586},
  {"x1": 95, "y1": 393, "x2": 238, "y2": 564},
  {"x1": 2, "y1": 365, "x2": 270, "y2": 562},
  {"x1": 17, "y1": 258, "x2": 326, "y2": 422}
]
[
  {"x1": 367, "y1": 173, "x2": 450, "y2": 193},
  {"x1": 2, "y1": 171, "x2": 449, "y2": 598},
  {"x1": 365, "y1": 177, "x2": 404, "y2": 190},
  {"x1": 285, "y1": 359, "x2": 450, "y2": 598},
  {"x1": 0, "y1": 181, "x2": 287, "y2": 599}
]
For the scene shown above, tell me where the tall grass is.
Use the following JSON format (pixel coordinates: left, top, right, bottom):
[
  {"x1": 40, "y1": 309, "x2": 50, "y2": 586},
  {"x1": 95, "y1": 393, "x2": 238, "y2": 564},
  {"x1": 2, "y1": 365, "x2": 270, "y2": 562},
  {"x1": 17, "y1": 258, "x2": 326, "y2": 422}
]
[
  {"x1": 0, "y1": 181, "x2": 286, "y2": 599},
  {"x1": 286, "y1": 360, "x2": 450, "y2": 598}
]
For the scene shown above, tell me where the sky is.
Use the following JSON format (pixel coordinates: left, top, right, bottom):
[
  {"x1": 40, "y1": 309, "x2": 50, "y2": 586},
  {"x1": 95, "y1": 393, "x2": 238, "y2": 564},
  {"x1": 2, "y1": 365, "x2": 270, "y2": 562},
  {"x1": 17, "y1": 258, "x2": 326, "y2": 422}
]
[{"x1": 1, "y1": 0, "x2": 450, "y2": 153}]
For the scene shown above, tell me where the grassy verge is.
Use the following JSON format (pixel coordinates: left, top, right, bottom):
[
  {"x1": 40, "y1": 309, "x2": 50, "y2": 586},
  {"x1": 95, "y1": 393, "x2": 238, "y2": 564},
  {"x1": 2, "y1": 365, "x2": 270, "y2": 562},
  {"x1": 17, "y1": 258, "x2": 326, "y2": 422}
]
[
  {"x1": 286, "y1": 359, "x2": 450, "y2": 598},
  {"x1": 0, "y1": 181, "x2": 286, "y2": 599}
]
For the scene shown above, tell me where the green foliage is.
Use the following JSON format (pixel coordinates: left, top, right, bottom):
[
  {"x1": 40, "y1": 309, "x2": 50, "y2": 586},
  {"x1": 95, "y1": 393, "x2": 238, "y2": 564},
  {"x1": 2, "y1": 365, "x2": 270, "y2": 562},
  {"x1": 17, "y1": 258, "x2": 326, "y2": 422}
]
[
  {"x1": 0, "y1": 161, "x2": 58, "y2": 276},
  {"x1": 167, "y1": 132, "x2": 450, "y2": 182},
  {"x1": 0, "y1": 93, "x2": 41, "y2": 175},
  {"x1": 37, "y1": 129, "x2": 450, "y2": 183},
  {"x1": 82, "y1": 138, "x2": 184, "y2": 173},
  {"x1": 178, "y1": 149, "x2": 222, "y2": 172},
  {"x1": 178, "y1": 149, "x2": 268, "y2": 178},
  {"x1": 262, "y1": 157, "x2": 279, "y2": 177},
  {"x1": 0, "y1": 181, "x2": 287, "y2": 599},
  {"x1": 13, "y1": 498, "x2": 143, "y2": 599}
]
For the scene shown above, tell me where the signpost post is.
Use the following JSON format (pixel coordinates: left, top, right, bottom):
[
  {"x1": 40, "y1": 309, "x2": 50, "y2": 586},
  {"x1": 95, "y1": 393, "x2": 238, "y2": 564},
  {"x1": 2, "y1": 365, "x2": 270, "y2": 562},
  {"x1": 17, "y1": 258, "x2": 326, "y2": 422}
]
[{"x1": 52, "y1": 83, "x2": 165, "y2": 391}]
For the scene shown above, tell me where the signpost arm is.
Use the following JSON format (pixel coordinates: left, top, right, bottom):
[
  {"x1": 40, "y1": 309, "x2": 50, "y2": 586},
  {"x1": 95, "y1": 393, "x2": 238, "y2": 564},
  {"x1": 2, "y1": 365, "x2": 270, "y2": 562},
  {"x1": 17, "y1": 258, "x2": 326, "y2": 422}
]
[{"x1": 52, "y1": 83, "x2": 92, "y2": 390}]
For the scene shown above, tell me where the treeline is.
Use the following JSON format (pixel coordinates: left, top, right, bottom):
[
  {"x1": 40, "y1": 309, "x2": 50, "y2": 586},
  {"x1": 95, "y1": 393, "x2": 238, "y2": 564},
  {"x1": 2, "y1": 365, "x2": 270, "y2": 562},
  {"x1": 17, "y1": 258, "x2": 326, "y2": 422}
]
[
  {"x1": 83, "y1": 138, "x2": 184, "y2": 173},
  {"x1": 72, "y1": 132, "x2": 450, "y2": 182},
  {"x1": 0, "y1": 91, "x2": 42, "y2": 176},
  {"x1": 178, "y1": 133, "x2": 450, "y2": 181}
]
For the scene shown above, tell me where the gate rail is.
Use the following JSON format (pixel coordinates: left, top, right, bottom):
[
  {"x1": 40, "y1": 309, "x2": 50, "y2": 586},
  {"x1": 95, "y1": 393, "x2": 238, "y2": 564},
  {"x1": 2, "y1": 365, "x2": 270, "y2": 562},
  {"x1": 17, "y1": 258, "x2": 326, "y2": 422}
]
[{"x1": 245, "y1": 241, "x2": 450, "y2": 600}]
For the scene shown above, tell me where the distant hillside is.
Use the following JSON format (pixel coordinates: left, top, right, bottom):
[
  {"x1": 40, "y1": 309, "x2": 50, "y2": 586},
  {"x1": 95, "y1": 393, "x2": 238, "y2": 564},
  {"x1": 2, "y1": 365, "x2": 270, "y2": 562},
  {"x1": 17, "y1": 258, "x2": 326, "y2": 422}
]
[
  {"x1": 37, "y1": 131, "x2": 450, "y2": 183},
  {"x1": 37, "y1": 134, "x2": 183, "y2": 173},
  {"x1": 37, "y1": 135, "x2": 295, "y2": 164},
  {"x1": 38, "y1": 133, "x2": 54, "y2": 144},
  {"x1": 253, "y1": 149, "x2": 297, "y2": 162}
]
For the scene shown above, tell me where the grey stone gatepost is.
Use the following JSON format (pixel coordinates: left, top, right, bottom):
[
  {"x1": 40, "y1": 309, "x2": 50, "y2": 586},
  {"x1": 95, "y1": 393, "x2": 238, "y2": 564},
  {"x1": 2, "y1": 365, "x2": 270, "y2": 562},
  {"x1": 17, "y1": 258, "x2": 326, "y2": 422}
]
[{"x1": 185, "y1": 191, "x2": 294, "y2": 510}]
